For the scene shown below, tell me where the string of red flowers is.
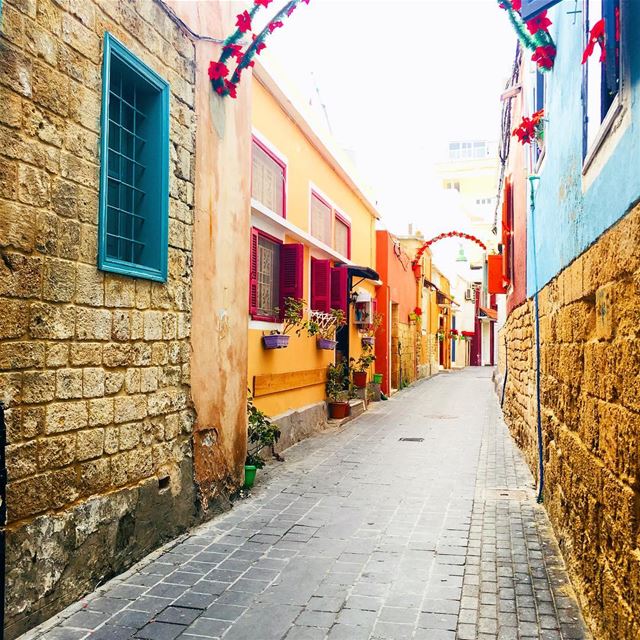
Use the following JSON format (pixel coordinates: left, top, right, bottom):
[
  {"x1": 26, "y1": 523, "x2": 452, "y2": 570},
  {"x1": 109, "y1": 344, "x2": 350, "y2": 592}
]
[
  {"x1": 498, "y1": 0, "x2": 556, "y2": 72},
  {"x1": 209, "y1": 0, "x2": 311, "y2": 99},
  {"x1": 582, "y1": 18, "x2": 606, "y2": 64},
  {"x1": 513, "y1": 108, "x2": 544, "y2": 145},
  {"x1": 413, "y1": 232, "x2": 488, "y2": 264}
]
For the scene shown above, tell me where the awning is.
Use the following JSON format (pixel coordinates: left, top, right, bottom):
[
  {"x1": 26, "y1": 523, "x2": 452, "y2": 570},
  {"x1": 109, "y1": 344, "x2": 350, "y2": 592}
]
[
  {"x1": 424, "y1": 278, "x2": 455, "y2": 304},
  {"x1": 478, "y1": 306, "x2": 497, "y2": 321},
  {"x1": 343, "y1": 265, "x2": 380, "y2": 281}
]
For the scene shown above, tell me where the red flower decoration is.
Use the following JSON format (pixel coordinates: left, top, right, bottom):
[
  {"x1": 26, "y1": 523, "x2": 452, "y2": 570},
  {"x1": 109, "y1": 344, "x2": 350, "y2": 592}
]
[
  {"x1": 413, "y1": 307, "x2": 423, "y2": 316},
  {"x1": 236, "y1": 10, "x2": 252, "y2": 33},
  {"x1": 532, "y1": 44, "x2": 556, "y2": 69},
  {"x1": 526, "y1": 10, "x2": 552, "y2": 34},
  {"x1": 253, "y1": 35, "x2": 267, "y2": 55},
  {"x1": 582, "y1": 19, "x2": 606, "y2": 64},
  {"x1": 269, "y1": 20, "x2": 284, "y2": 33},
  {"x1": 254, "y1": 0, "x2": 273, "y2": 6},
  {"x1": 287, "y1": 4, "x2": 297, "y2": 16},
  {"x1": 208, "y1": 61, "x2": 229, "y2": 81},
  {"x1": 223, "y1": 44, "x2": 243, "y2": 62},
  {"x1": 225, "y1": 80, "x2": 238, "y2": 99}
]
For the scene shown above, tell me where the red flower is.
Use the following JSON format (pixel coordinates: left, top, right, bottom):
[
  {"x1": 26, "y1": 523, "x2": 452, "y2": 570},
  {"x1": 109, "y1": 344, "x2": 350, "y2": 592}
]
[
  {"x1": 413, "y1": 307, "x2": 423, "y2": 316},
  {"x1": 215, "y1": 85, "x2": 225, "y2": 96},
  {"x1": 225, "y1": 80, "x2": 238, "y2": 99},
  {"x1": 532, "y1": 44, "x2": 556, "y2": 69},
  {"x1": 208, "y1": 61, "x2": 229, "y2": 81},
  {"x1": 582, "y1": 18, "x2": 606, "y2": 64},
  {"x1": 269, "y1": 20, "x2": 284, "y2": 33},
  {"x1": 236, "y1": 10, "x2": 252, "y2": 33},
  {"x1": 254, "y1": 0, "x2": 273, "y2": 6},
  {"x1": 223, "y1": 44, "x2": 243, "y2": 62},
  {"x1": 526, "y1": 10, "x2": 552, "y2": 34}
]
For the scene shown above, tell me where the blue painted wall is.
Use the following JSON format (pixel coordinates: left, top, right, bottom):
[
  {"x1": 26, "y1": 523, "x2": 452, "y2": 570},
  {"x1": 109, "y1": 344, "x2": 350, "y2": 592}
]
[{"x1": 527, "y1": 1, "x2": 640, "y2": 295}]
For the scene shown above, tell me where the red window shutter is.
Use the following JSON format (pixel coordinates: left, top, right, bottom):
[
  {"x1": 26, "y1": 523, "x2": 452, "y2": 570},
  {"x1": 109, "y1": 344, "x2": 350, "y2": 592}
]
[
  {"x1": 279, "y1": 243, "x2": 304, "y2": 318},
  {"x1": 249, "y1": 228, "x2": 259, "y2": 315},
  {"x1": 330, "y1": 266, "x2": 348, "y2": 313},
  {"x1": 501, "y1": 179, "x2": 512, "y2": 287},
  {"x1": 311, "y1": 258, "x2": 331, "y2": 312}
]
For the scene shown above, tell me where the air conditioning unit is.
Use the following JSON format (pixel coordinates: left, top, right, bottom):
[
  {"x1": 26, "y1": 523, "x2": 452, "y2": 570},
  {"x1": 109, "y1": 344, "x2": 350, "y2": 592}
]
[{"x1": 464, "y1": 288, "x2": 474, "y2": 301}]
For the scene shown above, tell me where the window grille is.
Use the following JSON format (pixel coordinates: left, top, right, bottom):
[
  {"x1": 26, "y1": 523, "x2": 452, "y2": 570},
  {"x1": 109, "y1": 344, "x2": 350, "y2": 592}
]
[{"x1": 98, "y1": 34, "x2": 169, "y2": 281}]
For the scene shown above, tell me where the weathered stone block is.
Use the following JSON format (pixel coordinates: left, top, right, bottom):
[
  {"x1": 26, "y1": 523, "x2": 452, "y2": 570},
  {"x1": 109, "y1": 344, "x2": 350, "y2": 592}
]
[
  {"x1": 104, "y1": 370, "x2": 124, "y2": 395},
  {"x1": 105, "y1": 277, "x2": 136, "y2": 308},
  {"x1": 56, "y1": 368, "x2": 83, "y2": 400},
  {"x1": 595, "y1": 282, "x2": 616, "y2": 341},
  {"x1": 43, "y1": 258, "x2": 76, "y2": 302},
  {"x1": 7, "y1": 473, "x2": 51, "y2": 520},
  {"x1": 76, "y1": 428, "x2": 104, "y2": 461},
  {"x1": 39, "y1": 433, "x2": 75, "y2": 469},
  {"x1": 30, "y1": 302, "x2": 74, "y2": 340},
  {"x1": 119, "y1": 423, "x2": 140, "y2": 451},
  {"x1": 143, "y1": 311, "x2": 164, "y2": 341},
  {"x1": 0, "y1": 343, "x2": 45, "y2": 370},
  {"x1": 75, "y1": 307, "x2": 111, "y2": 341},
  {"x1": 22, "y1": 406, "x2": 45, "y2": 438},
  {"x1": 0, "y1": 157, "x2": 19, "y2": 199},
  {"x1": 23, "y1": 370, "x2": 55, "y2": 403},
  {"x1": 46, "y1": 400, "x2": 88, "y2": 434},
  {"x1": 0, "y1": 41, "x2": 32, "y2": 98},
  {"x1": 32, "y1": 61, "x2": 68, "y2": 115},
  {"x1": 46, "y1": 343, "x2": 69, "y2": 368},
  {"x1": 82, "y1": 367, "x2": 105, "y2": 398},
  {"x1": 75, "y1": 264, "x2": 104, "y2": 306},
  {"x1": 7, "y1": 440, "x2": 38, "y2": 480},
  {"x1": 103, "y1": 343, "x2": 132, "y2": 367},
  {"x1": 88, "y1": 397, "x2": 113, "y2": 427},
  {"x1": 0, "y1": 300, "x2": 29, "y2": 339},
  {"x1": 70, "y1": 343, "x2": 101, "y2": 367},
  {"x1": 114, "y1": 394, "x2": 147, "y2": 424},
  {"x1": 0, "y1": 253, "x2": 42, "y2": 299},
  {"x1": 0, "y1": 201, "x2": 36, "y2": 252}
]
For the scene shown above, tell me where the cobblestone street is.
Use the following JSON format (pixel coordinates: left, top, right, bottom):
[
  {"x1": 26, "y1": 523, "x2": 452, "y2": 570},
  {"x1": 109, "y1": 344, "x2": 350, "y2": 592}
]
[{"x1": 24, "y1": 369, "x2": 589, "y2": 640}]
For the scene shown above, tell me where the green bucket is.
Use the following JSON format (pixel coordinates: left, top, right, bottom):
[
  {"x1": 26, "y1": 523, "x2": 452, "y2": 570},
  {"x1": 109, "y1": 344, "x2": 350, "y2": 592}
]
[
  {"x1": 373, "y1": 373, "x2": 383, "y2": 384},
  {"x1": 243, "y1": 465, "x2": 257, "y2": 489}
]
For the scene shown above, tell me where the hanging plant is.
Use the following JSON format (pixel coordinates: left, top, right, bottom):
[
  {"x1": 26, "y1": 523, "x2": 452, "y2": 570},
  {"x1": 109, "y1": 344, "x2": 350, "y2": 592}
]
[
  {"x1": 498, "y1": 0, "x2": 556, "y2": 72},
  {"x1": 513, "y1": 108, "x2": 545, "y2": 146},
  {"x1": 209, "y1": 0, "x2": 312, "y2": 99}
]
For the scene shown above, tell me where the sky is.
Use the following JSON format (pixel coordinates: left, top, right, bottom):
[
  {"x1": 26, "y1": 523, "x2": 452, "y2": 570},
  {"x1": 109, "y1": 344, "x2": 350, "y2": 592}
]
[{"x1": 261, "y1": 0, "x2": 517, "y2": 237}]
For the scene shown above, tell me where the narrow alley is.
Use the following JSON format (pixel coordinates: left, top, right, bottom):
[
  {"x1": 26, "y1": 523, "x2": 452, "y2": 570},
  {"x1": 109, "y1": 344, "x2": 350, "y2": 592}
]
[{"x1": 26, "y1": 370, "x2": 589, "y2": 640}]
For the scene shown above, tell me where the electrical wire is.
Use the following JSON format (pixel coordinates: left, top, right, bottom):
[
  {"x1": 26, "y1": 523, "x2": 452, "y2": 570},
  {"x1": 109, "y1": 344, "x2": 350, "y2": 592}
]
[{"x1": 492, "y1": 42, "x2": 522, "y2": 235}]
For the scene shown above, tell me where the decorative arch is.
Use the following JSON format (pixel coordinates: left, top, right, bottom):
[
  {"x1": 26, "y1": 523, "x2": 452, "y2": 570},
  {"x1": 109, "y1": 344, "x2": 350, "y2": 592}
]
[{"x1": 413, "y1": 231, "x2": 487, "y2": 265}]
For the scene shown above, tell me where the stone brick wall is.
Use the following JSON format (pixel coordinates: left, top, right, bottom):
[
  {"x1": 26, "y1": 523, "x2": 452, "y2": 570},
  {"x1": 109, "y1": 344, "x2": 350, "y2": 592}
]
[
  {"x1": 499, "y1": 203, "x2": 640, "y2": 639},
  {"x1": 398, "y1": 322, "x2": 417, "y2": 386},
  {"x1": 0, "y1": 0, "x2": 197, "y2": 635}
]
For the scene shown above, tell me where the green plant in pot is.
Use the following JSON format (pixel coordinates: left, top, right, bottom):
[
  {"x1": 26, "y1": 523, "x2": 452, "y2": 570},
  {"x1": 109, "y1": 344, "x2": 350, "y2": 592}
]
[
  {"x1": 326, "y1": 361, "x2": 350, "y2": 419},
  {"x1": 306, "y1": 308, "x2": 346, "y2": 350},
  {"x1": 262, "y1": 297, "x2": 306, "y2": 349},
  {"x1": 350, "y1": 347, "x2": 375, "y2": 388},
  {"x1": 245, "y1": 394, "x2": 281, "y2": 488}
]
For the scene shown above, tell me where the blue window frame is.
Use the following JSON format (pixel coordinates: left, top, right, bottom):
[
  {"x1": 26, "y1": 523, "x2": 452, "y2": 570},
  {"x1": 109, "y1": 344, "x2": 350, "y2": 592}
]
[{"x1": 99, "y1": 33, "x2": 170, "y2": 282}]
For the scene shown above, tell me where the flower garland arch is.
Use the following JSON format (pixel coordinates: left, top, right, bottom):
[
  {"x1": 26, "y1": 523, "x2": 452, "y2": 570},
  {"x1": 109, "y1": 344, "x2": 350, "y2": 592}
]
[
  {"x1": 412, "y1": 231, "x2": 487, "y2": 265},
  {"x1": 209, "y1": 0, "x2": 311, "y2": 99}
]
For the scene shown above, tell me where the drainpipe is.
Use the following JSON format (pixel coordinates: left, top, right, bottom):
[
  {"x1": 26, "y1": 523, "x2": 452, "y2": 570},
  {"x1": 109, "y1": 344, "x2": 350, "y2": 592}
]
[
  {"x1": 0, "y1": 401, "x2": 6, "y2": 639},
  {"x1": 529, "y1": 176, "x2": 544, "y2": 504}
]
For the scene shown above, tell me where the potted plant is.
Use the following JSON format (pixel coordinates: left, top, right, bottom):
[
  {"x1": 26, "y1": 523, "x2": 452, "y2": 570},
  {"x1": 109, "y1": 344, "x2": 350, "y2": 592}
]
[
  {"x1": 262, "y1": 297, "x2": 306, "y2": 349},
  {"x1": 245, "y1": 393, "x2": 281, "y2": 488},
  {"x1": 306, "y1": 308, "x2": 346, "y2": 350},
  {"x1": 326, "y1": 361, "x2": 350, "y2": 419},
  {"x1": 449, "y1": 328, "x2": 459, "y2": 340},
  {"x1": 361, "y1": 312, "x2": 382, "y2": 348},
  {"x1": 350, "y1": 348, "x2": 376, "y2": 388},
  {"x1": 436, "y1": 330, "x2": 445, "y2": 342}
]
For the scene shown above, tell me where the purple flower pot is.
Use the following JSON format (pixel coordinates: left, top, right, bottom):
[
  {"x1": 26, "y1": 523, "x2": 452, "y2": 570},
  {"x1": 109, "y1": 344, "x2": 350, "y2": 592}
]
[
  {"x1": 361, "y1": 337, "x2": 375, "y2": 348},
  {"x1": 262, "y1": 334, "x2": 290, "y2": 349},
  {"x1": 317, "y1": 338, "x2": 337, "y2": 350}
]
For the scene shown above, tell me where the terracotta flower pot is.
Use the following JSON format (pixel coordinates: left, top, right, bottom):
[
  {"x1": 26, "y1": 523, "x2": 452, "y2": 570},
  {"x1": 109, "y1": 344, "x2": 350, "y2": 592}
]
[
  {"x1": 317, "y1": 338, "x2": 337, "y2": 350},
  {"x1": 353, "y1": 371, "x2": 367, "y2": 388},
  {"x1": 328, "y1": 401, "x2": 349, "y2": 419},
  {"x1": 262, "y1": 334, "x2": 289, "y2": 349}
]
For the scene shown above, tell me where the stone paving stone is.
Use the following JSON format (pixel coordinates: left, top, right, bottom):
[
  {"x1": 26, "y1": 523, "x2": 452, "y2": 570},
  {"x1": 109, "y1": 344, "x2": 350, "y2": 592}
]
[{"x1": 29, "y1": 370, "x2": 592, "y2": 640}]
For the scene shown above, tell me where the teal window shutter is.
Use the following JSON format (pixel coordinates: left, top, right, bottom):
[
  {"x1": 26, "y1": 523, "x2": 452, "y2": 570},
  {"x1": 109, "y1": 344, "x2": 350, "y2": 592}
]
[
  {"x1": 98, "y1": 33, "x2": 170, "y2": 282},
  {"x1": 521, "y1": 1, "x2": 562, "y2": 21}
]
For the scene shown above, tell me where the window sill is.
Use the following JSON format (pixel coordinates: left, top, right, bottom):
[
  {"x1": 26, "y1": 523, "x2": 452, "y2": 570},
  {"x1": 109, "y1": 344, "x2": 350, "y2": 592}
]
[
  {"x1": 98, "y1": 256, "x2": 167, "y2": 282},
  {"x1": 249, "y1": 318, "x2": 284, "y2": 332}
]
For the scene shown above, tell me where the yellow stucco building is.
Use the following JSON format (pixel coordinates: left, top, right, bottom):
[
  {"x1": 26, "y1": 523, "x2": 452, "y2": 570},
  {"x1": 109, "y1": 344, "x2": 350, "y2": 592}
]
[{"x1": 248, "y1": 64, "x2": 380, "y2": 448}]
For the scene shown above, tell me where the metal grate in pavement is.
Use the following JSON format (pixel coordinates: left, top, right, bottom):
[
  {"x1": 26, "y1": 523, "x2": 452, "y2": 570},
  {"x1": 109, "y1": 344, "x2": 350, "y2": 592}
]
[
  {"x1": 398, "y1": 437, "x2": 424, "y2": 442},
  {"x1": 484, "y1": 487, "x2": 530, "y2": 501}
]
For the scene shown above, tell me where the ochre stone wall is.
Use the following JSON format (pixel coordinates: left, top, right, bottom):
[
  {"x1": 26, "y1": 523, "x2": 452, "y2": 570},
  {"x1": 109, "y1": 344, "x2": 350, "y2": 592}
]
[
  {"x1": 0, "y1": 0, "x2": 197, "y2": 635},
  {"x1": 398, "y1": 322, "x2": 417, "y2": 387},
  {"x1": 499, "y1": 203, "x2": 640, "y2": 640}
]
